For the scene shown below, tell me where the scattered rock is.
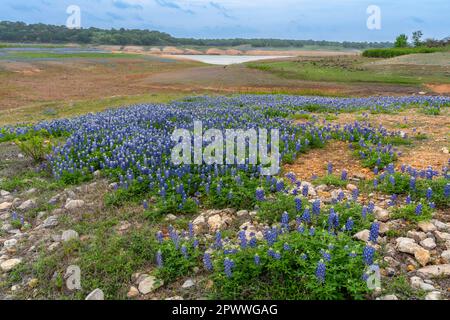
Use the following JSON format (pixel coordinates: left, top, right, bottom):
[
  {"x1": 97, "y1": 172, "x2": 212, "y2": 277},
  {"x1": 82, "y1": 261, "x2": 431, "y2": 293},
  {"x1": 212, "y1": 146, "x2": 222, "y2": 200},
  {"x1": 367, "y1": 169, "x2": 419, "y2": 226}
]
[
  {"x1": 377, "y1": 294, "x2": 398, "y2": 300},
  {"x1": 417, "y1": 264, "x2": 450, "y2": 278},
  {"x1": 0, "y1": 190, "x2": 10, "y2": 197},
  {"x1": 442, "y1": 147, "x2": 449, "y2": 154},
  {"x1": 441, "y1": 250, "x2": 450, "y2": 263},
  {"x1": 3, "y1": 239, "x2": 18, "y2": 250},
  {"x1": 165, "y1": 214, "x2": 177, "y2": 221},
  {"x1": 28, "y1": 278, "x2": 39, "y2": 288},
  {"x1": 354, "y1": 229, "x2": 370, "y2": 242},
  {"x1": 166, "y1": 296, "x2": 184, "y2": 300},
  {"x1": 407, "y1": 231, "x2": 426, "y2": 242},
  {"x1": 414, "y1": 248, "x2": 431, "y2": 267},
  {"x1": 192, "y1": 215, "x2": 206, "y2": 234},
  {"x1": 396, "y1": 237, "x2": 419, "y2": 255},
  {"x1": 138, "y1": 276, "x2": 163, "y2": 295},
  {"x1": 61, "y1": 230, "x2": 79, "y2": 242},
  {"x1": 85, "y1": 288, "x2": 104, "y2": 300},
  {"x1": 432, "y1": 220, "x2": 450, "y2": 232},
  {"x1": 236, "y1": 210, "x2": 249, "y2": 218},
  {"x1": 42, "y1": 215, "x2": 59, "y2": 228},
  {"x1": 410, "y1": 276, "x2": 435, "y2": 291},
  {"x1": 373, "y1": 206, "x2": 390, "y2": 222},
  {"x1": 64, "y1": 200, "x2": 85, "y2": 210},
  {"x1": 181, "y1": 279, "x2": 195, "y2": 289},
  {"x1": 346, "y1": 184, "x2": 358, "y2": 192},
  {"x1": 127, "y1": 286, "x2": 140, "y2": 298},
  {"x1": 434, "y1": 231, "x2": 450, "y2": 242},
  {"x1": 0, "y1": 258, "x2": 22, "y2": 272},
  {"x1": 18, "y1": 199, "x2": 36, "y2": 211},
  {"x1": 0, "y1": 202, "x2": 12, "y2": 211},
  {"x1": 425, "y1": 291, "x2": 442, "y2": 300},
  {"x1": 420, "y1": 238, "x2": 436, "y2": 250},
  {"x1": 418, "y1": 221, "x2": 436, "y2": 233}
]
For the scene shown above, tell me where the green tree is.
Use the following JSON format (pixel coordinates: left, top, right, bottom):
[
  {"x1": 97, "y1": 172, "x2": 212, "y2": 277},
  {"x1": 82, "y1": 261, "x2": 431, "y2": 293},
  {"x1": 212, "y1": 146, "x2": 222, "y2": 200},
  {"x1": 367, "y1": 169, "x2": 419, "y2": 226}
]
[
  {"x1": 412, "y1": 31, "x2": 423, "y2": 47},
  {"x1": 394, "y1": 34, "x2": 409, "y2": 48}
]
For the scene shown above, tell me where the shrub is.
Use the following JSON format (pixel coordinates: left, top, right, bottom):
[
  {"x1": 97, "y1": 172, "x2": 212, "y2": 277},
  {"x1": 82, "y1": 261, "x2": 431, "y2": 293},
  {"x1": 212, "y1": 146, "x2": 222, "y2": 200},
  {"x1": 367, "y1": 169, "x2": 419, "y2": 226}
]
[
  {"x1": 15, "y1": 135, "x2": 52, "y2": 163},
  {"x1": 362, "y1": 47, "x2": 442, "y2": 58}
]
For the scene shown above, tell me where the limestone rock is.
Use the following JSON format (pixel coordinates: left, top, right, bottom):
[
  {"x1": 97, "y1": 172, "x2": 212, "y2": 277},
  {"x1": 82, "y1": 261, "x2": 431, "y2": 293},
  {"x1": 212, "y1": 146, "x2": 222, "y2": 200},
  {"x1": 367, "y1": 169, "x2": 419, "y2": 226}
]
[
  {"x1": 138, "y1": 276, "x2": 163, "y2": 295},
  {"x1": 417, "y1": 264, "x2": 450, "y2": 278},
  {"x1": 1, "y1": 258, "x2": 22, "y2": 272},
  {"x1": 65, "y1": 199, "x2": 85, "y2": 210},
  {"x1": 420, "y1": 238, "x2": 436, "y2": 250},
  {"x1": 85, "y1": 288, "x2": 104, "y2": 300},
  {"x1": 61, "y1": 230, "x2": 79, "y2": 242}
]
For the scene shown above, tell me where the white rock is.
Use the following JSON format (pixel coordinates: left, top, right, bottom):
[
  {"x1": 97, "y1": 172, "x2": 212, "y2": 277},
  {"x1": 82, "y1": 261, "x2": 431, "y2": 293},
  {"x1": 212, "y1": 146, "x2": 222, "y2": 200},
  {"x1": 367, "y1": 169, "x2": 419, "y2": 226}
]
[
  {"x1": 236, "y1": 210, "x2": 249, "y2": 218},
  {"x1": 377, "y1": 294, "x2": 398, "y2": 300},
  {"x1": 418, "y1": 221, "x2": 436, "y2": 233},
  {"x1": 373, "y1": 206, "x2": 390, "y2": 222},
  {"x1": 346, "y1": 184, "x2": 358, "y2": 192},
  {"x1": 127, "y1": 286, "x2": 139, "y2": 298},
  {"x1": 434, "y1": 231, "x2": 450, "y2": 242},
  {"x1": 425, "y1": 291, "x2": 442, "y2": 300},
  {"x1": 64, "y1": 199, "x2": 85, "y2": 210},
  {"x1": 417, "y1": 264, "x2": 450, "y2": 278},
  {"x1": 3, "y1": 239, "x2": 18, "y2": 249},
  {"x1": 207, "y1": 214, "x2": 224, "y2": 233},
  {"x1": 432, "y1": 220, "x2": 450, "y2": 232},
  {"x1": 42, "y1": 215, "x2": 59, "y2": 228},
  {"x1": 407, "y1": 231, "x2": 427, "y2": 242},
  {"x1": 192, "y1": 215, "x2": 206, "y2": 234},
  {"x1": 165, "y1": 214, "x2": 177, "y2": 221},
  {"x1": 442, "y1": 147, "x2": 449, "y2": 154},
  {"x1": 138, "y1": 276, "x2": 163, "y2": 295},
  {"x1": 0, "y1": 258, "x2": 22, "y2": 272},
  {"x1": 61, "y1": 230, "x2": 79, "y2": 242},
  {"x1": 0, "y1": 190, "x2": 10, "y2": 197},
  {"x1": 420, "y1": 238, "x2": 436, "y2": 250},
  {"x1": 410, "y1": 276, "x2": 435, "y2": 291},
  {"x1": 0, "y1": 202, "x2": 12, "y2": 211},
  {"x1": 395, "y1": 237, "x2": 419, "y2": 255},
  {"x1": 85, "y1": 288, "x2": 104, "y2": 300},
  {"x1": 353, "y1": 229, "x2": 370, "y2": 242},
  {"x1": 18, "y1": 199, "x2": 36, "y2": 211},
  {"x1": 441, "y1": 250, "x2": 450, "y2": 263},
  {"x1": 181, "y1": 279, "x2": 195, "y2": 289}
]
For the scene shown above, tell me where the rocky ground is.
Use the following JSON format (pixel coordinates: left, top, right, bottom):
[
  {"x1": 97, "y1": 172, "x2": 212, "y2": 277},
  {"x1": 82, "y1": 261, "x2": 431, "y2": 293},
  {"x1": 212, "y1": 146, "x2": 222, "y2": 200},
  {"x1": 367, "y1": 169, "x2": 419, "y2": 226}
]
[{"x1": 1, "y1": 159, "x2": 449, "y2": 300}]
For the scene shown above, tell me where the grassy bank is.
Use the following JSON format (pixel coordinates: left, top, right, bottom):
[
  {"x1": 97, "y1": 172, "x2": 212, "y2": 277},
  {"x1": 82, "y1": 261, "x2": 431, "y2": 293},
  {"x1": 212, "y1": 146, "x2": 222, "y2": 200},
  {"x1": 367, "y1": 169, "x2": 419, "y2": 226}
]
[{"x1": 362, "y1": 46, "x2": 449, "y2": 58}]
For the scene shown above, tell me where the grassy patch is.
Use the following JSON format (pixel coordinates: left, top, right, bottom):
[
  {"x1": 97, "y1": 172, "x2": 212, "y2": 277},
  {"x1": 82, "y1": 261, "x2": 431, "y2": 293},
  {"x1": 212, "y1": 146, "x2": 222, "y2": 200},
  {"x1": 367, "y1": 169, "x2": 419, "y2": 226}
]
[{"x1": 362, "y1": 47, "x2": 447, "y2": 58}]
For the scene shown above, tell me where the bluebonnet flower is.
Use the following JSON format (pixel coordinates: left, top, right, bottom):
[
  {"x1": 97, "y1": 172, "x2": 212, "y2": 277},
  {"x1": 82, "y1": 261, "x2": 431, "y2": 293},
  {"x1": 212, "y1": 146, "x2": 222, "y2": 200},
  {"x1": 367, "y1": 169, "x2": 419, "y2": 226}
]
[
  {"x1": 224, "y1": 258, "x2": 235, "y2": 278},
  {"x1": 312, "y1": 199, "x2": 321, "y2": 215},
  {"x1": 281, "y1": 211, "x2": 289, "y2": 227},
  {"x1": 327, "y1": 162, "x2": 333, "y2": 175},
  {"x1": 368, "y1": 202, "x2": 375, "y2": 214},
  {"x1": 373, "y1": 178, "x2": 378, "y2": 188},
  {"x1": 302, "y1": 184, "x2": 309, "y2": 197},
  {"x1": 309, "y1": 227, "x2": 315, "y2": 236},
  {"x1": 156, "y1": 231, "x2": 164, "y2": 244},
  {"x1": 249, "y1": 236, "x2": 257, "y2": 248},
  {"x1": 300, "y1": 253, "x2": 308, "y2": 260},
  {"x1": 389, "y1": 175, "x2": 395, "y2": 186},
  {"x1": 238, "y1": 230, "x2": 247, "y2": 249},
  {"x1": 361, "y1": 206, "x2": 368, "y2": 219},
  {"x1": 203, "y1": 252, "x2": 213, "y2": 271},
  {"x1": 156, "y1": 250, "x2": 163, "y2": 268},
  {"x1": 297, "y1": 223, "x2": 305, "y2": 234},
  {"x1": 363, "y1": 246, "x2": 375, "y2": 265},
  {"x1": 352, "y1": 188, "x2": 359, "y2": 201},
  {"x1": 255, "y1": 187, "x2": 265, "y2": 201},
  {"x1": 405, "y1": 195, "x2": 411, "y2": 204},
  {"x1": 341, "y1": 170, "x2": 347, "y2": 181},
  {"x1": 316, "y1": 260, "x2": 326, "y2": 283},
  {"x1": 193, "y1": 239, "x2": 199, "y2": 249},
  {"x1": 369, "y1": 222, "x2": 380, "y2": 243},
  {"x1": 276, "y1": 179, "x2": 285, "y2": 192},
  {"x1": 426, "y1": 188, "x2": 433, "y2": 201},
  {"x1": 415, "y1": 203, "x2": 423, "y2": 215},
  {"x1": 283, "y1": 243, "x2": 291, "y2": 251},
  {"x1": 302, "y1": 208, "x2": 311, "y2": 223},
  {"x1": 295, "y1": 197, "x2": 302, "y2": 212},
  {"x1": 215, "y1": 231, "x2": 223, "y2": 249},
  {"x1": 254, "y1": 254, "x2": 260, "y2": 265},
  {"x1": 410, "y1": 177, "x2": 416, "y2": 190},
  {"x1": 373, "y1": 166, "x2": 379, "y2": 175},
  {"x1": 349, "y1": 251, "x2": 357, "y2": 258},
  {"x1": 328, "y1": 208, "x2": 339, "y2": 231},
  {"x1": 181, "y1": 244, "x2": 188, "y2": 259},
  {"x1": 264, "y1": 227, "x2": 278, "y2": 246},
  {"x1": 429, "y1": 202, "x2": 435, "y2": 209},
  {"x1": 445, "y1": 183, "x2": 450, "y2": 197},
  {"x1": 188, "y1": 222, "x2": 194, "y2": 239},
  {"x1": 321, "y1": 250, "x2": 331, "y2": 262},
  {"x1": 345, "y1": 217, "x2": 354, "y2": 231},
  {"x1": 143, "y1": 200, "x2": 148, "y2": 210}
]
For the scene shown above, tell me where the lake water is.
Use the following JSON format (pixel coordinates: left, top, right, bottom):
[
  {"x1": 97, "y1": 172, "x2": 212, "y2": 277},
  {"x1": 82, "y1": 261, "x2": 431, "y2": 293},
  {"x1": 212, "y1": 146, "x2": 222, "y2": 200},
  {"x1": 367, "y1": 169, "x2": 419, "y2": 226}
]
[{"x1": 174, "y1": 55, "x2": 292, "y2": 65}]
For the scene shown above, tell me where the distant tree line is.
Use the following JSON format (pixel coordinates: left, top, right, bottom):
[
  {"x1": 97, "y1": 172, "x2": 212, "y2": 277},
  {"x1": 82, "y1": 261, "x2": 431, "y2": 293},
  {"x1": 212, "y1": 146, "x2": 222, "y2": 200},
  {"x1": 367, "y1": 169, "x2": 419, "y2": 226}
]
[{"x1": 0, "y1": 21, "x2": 393, "y2": 49}]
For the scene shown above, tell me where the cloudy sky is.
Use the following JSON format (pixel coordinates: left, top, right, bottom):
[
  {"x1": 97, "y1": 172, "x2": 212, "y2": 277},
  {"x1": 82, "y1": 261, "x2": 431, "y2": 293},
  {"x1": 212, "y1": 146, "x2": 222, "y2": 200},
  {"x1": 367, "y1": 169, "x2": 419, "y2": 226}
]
[{"x1": 0, "y1": 0, "x2": 448, "y2": 41}]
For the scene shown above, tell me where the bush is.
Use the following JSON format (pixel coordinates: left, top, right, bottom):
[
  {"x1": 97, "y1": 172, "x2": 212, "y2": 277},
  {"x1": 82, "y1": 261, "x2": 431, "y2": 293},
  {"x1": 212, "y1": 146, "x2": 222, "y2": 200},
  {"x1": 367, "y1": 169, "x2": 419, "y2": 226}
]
[
  {"x1": 362, "y1": 47, "x2": 442, "y2": 58},
  {"x1": 15, "y1": 135, "x2": 52, "y2": 163}
]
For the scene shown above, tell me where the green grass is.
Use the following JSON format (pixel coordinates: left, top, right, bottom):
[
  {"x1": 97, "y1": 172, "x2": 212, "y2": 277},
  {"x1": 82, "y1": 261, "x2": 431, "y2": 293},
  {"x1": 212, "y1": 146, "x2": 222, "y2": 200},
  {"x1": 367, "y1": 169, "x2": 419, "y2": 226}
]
[
  {"x1": 246, "y1": 55, "x2": 450, "y2": 85},
  {"x1": 362, "y1": 47, "x2": 448, "y2": 58}
]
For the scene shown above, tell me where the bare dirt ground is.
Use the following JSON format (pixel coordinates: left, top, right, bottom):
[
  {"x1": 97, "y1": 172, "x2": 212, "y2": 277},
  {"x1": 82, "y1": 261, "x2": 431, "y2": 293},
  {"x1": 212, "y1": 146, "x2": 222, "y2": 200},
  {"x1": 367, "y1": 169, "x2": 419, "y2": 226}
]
[
  {"x1": 0, "y1": 55, "x2": 427, "y2": 115},
  {"x1": 288, "y1": 109, "x2": 449, "y2": 177}
]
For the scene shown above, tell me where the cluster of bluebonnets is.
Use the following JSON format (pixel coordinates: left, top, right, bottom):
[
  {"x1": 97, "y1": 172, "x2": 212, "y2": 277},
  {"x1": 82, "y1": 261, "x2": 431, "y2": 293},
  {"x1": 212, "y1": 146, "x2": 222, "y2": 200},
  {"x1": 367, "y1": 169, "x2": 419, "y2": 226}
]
[{"x1": 1, "y1": 94, "x2": 449, "y2": 298}]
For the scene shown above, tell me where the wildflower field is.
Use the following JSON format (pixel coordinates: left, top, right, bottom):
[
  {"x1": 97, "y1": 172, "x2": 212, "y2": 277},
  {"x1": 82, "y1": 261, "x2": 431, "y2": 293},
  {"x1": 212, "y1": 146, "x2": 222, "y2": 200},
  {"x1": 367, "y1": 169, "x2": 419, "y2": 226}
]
[{"x1": 0, "y1": 94, "x2": 449, "y2": 300}]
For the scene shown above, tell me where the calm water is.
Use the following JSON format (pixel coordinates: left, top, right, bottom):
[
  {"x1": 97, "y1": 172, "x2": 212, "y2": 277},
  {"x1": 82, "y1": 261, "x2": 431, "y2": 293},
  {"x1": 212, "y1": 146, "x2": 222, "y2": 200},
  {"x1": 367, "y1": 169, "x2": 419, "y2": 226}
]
[{"x1": 174, "y1": 55, "x2": 292, "y2": 65}]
